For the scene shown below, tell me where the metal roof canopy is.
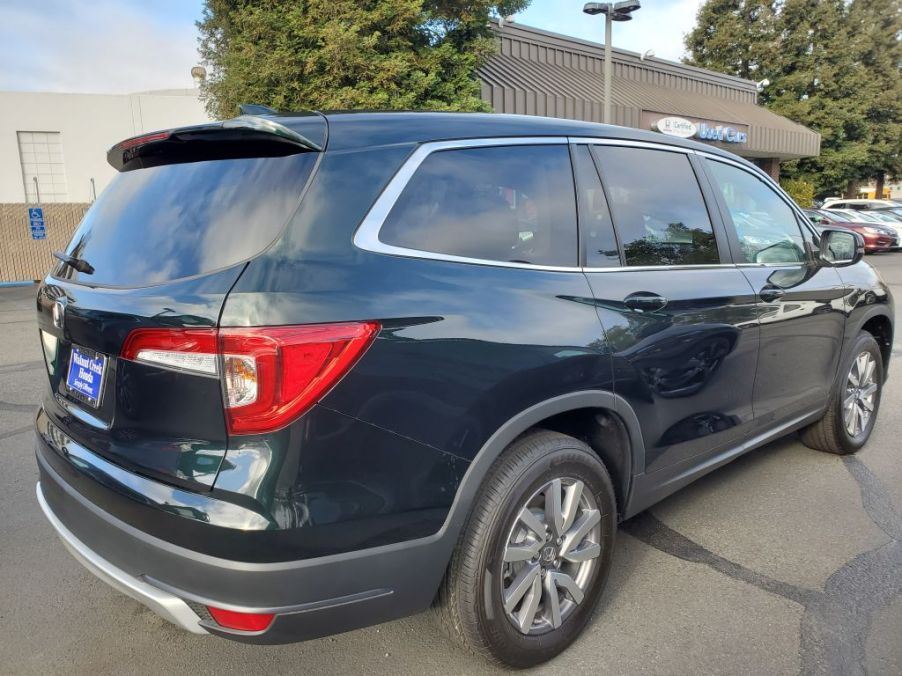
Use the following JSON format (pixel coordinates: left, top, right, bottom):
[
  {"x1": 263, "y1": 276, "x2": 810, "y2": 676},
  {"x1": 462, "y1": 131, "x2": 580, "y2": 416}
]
[{"x1": 480, "y1": 22, "x2": 821, "y2": 161}]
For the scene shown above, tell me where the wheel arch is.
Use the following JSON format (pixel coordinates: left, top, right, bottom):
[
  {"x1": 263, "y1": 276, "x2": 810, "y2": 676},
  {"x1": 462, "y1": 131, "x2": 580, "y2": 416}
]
[
  {"x1": 443, "y1": 392, "x2": 645, "y2": 542},
  {"x1": 839, "y1": 306, "x2": 894, "y2": 387},
  {"x1": 859, "y1": 311, "x2": 893, "y2": 377}
]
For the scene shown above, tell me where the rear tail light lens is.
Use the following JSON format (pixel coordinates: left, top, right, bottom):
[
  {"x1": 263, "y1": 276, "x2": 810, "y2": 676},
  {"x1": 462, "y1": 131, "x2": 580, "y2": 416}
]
[
  {"x1": 120, "y1": 322, "x2": 379, "y2": 435},
  {"x1": 206, "y1": 606, "x2": 274, "y2": 632},
  {"x1": 220, "y1": 323, "x2": 379, "y2": 435},
  {"x1": 121, "y1": 329, "x2": 218, "y2": 375}
]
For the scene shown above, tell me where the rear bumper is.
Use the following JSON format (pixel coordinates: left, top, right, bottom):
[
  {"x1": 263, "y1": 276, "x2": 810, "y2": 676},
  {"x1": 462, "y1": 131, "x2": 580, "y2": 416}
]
[
  {"x1": 35, "y1": 431, "x2": 454, "y2": 644},
  {"x1": 36, "y1": 482, "x2": 208, "y2": 635}
]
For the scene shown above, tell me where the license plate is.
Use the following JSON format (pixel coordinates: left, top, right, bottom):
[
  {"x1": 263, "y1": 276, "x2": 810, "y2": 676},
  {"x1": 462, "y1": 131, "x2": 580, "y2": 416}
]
[{"x1": 66, "y1": 346, "x2": 107, "y2": 408}]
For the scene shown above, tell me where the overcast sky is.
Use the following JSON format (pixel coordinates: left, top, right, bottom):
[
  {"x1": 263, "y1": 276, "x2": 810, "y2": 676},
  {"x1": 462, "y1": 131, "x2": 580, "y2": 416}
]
[{"x1": 0, "y1": 0, "x2": 703, "y2": 94}]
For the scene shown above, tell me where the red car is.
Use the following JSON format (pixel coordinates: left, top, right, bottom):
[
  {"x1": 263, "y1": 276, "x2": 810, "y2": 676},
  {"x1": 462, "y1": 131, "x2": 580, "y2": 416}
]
[{"x1": 804, "y1": 209, "x2": 898, "y2": 253}]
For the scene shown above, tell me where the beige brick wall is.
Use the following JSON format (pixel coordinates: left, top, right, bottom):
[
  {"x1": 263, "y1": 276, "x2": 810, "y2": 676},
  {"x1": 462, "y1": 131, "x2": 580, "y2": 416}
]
[{"x1": 0, "y1": 203, "x2": 88, "y2": 282}]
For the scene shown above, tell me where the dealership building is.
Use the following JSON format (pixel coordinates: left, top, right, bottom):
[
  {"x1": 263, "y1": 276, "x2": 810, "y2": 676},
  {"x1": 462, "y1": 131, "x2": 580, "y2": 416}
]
[
  {"x1": 0, "y1": 23, "x2": 820, "y2": 206},
  {"x1": 479, "y1": 22, "x2": 821, "y2": 179}
]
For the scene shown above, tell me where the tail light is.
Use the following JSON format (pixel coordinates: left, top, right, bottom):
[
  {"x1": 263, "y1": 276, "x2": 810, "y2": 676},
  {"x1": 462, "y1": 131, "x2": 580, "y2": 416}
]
[{"x1": 121, "y1": 322, "x2": 379, "y2": 435}]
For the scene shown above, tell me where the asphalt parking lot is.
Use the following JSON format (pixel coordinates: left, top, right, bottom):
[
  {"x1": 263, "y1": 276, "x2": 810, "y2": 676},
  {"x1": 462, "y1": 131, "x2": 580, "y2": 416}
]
[{"x1": 1, "y1": 256, "x2": 901, "y2": 676}]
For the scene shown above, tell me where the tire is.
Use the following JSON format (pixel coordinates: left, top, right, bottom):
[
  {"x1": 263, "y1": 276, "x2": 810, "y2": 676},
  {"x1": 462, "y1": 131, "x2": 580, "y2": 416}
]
[
  {"x1": 801, "y1": 332, "x2": 884, "y2": 455},
  {"x1": 436, "y1": 430, "x2": 617, "y2": 668}
]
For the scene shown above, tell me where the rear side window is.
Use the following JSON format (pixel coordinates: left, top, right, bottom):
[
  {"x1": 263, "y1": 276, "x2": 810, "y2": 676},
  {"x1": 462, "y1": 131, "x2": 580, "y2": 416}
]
[
  {"x1": 706, "y1": 160, "x2": 806, "y2": 264},
  {"x1": 58, "y1": 153, "x2": 317, "y2": 287},
  {"x1": 592, "y1": 146, "x2": 719, "y2": 266},
  {"x1": 573, "y1": 146, "x2": 620, "y2": 267},
  {"x1": 379, "y1": 145, "x2": 578, "y2": 267}
]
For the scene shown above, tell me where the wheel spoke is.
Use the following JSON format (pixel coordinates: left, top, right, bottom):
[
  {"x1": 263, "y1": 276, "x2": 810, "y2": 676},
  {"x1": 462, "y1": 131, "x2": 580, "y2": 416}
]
[
  {"x1": 517, "y1": 507, "x2": 546, "y2": 539},
  {"x1": 844, "y1": 400, "x2": 857, "y2": 432},
  {"x1": 561, "y1": 509, "x2": 601, "y2": 558},
  {"x1": 543, "y1": 572, "x2": 563, "y2": 629},
  {"x1": 550, "y1": 570, "x2": 584, "y2": 604},
  {"x1": 503, "y1": 562, "x2": 540, "y2": 613},
  {"x1": 504, "y1": 538, "x2": 543, "y2": 563},
  {"x1": 560, "y1": 480, "x2": 584, "y2": 534},
  {"x1": 861, "y1": 355, "x2": 875, "y2": 386},
  {"x1": 563, "y1": 541, "x2": 601, "y2": 563},
  {"x1": 843, "y1": 392, "x2": 857, "y2": 411},
  {"x1": 860, "y1": 382, "x2": 878, "y2": 400},
  {"x1": 848, "y1": 363, "x2": 860, "y2": 387},
  {"x1": 515, "y1": 573, "x2": 543, "y2": 633},
  {"x1": 545, "y1": 478, "x2": 564, "y2": 537}
]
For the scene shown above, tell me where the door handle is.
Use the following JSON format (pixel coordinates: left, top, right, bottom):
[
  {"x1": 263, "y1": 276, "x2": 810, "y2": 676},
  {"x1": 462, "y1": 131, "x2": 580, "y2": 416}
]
[
  {"x1": 759, "y1": 287, "x2": 785, "y2": 302},
  {"x1": 624, "y1": 292, "x2": 668, "y2": 312}
]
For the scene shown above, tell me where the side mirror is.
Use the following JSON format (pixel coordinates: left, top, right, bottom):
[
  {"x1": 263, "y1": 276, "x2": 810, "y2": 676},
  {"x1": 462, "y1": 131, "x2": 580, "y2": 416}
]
[{"x1": 818, "y1": 228, "x2": 864, "y2": 267}]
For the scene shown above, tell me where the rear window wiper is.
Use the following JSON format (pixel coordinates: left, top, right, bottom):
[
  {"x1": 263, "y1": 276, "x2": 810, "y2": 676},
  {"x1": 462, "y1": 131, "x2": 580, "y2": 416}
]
[{"x1": 53, "y1": 251, "x2": 94, "y2": 274}]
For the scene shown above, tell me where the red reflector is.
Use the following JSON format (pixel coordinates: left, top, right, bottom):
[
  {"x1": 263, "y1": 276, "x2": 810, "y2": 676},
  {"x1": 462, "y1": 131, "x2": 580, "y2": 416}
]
[
  {"x1": 220, "y1": 322, "x2": 379, "y2": 435},
  {"x1": 117, "y1": 131, "x2": 171, "y2": 150},
  {"x1": 206, "y1": 606, "x2": 274, "y2": 632}
]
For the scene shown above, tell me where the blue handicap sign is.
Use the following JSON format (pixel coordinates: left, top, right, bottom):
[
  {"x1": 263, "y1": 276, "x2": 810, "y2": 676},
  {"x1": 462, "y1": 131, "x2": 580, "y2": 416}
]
[{"x1": 27, "y1": 207, "x2": 46, "y2": 240}]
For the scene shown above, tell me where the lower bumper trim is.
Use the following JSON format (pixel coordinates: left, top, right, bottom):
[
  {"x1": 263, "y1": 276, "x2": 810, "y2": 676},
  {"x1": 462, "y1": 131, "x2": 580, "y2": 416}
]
[{"x1": 36, "y1": 481, "x2": 208, "y2": 635}]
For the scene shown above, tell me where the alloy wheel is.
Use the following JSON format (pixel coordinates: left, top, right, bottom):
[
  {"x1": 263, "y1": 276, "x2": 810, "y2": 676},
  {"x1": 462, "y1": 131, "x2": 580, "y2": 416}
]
[
  {"x1": 500, "y1": 478, "x2": 602, "y2": 635},
  {"x1": 844, "y1": 351, "x2": 878, "y2": 437}
]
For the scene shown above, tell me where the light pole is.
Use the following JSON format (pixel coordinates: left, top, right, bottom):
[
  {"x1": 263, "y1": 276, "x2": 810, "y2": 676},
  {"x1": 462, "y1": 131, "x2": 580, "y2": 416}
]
[{"x1": 583, "y1": 1, "x2": 641, "y2": 124}]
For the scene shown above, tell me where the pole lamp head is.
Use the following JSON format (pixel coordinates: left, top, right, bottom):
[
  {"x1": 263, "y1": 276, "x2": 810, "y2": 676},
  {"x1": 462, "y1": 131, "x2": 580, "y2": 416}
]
[
  {"x1": 583, "y1": 3, "x2": 611, "y2": 15},
  {"x1": 613, "y1": 0, "x2": 641, "y2": 13}
]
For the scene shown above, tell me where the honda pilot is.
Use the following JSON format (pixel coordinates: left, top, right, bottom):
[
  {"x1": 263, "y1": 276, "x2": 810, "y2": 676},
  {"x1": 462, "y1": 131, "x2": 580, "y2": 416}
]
[{"x1": 34, "y1": 111, "x2": 893, "y2": 667}]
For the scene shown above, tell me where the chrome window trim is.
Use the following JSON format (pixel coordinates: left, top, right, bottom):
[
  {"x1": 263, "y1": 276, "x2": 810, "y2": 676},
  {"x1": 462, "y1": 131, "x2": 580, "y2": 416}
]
[
  {"x1": 352, "y1": 136, "x2": 744, "y2": 273},
  {"x1": 568, "y1": 137, "x2": 694, "y2": 154},
  {"x1": 353, "y1": 136, "x2": 580, "y2": 272}
]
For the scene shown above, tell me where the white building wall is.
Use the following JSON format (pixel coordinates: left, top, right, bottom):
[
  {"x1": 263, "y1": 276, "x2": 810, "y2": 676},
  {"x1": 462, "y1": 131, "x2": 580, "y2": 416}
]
[{"x1": 0, "y1": 90, "x2": 210, "y2": 203}]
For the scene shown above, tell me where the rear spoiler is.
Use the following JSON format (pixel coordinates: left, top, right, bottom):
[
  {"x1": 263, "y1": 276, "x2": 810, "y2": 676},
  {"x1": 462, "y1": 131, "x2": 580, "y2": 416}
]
[{"x1": 107, "y1": 115, "x2": 323, "y2": 172}]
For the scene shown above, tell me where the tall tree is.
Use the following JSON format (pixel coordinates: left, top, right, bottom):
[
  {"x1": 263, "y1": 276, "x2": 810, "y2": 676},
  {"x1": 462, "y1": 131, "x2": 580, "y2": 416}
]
[
  {"x1": 766, "y1": 0, "x2": 872, "y2": 196},
  {"x1": 197, "y1": 0, "x2": 529, "y2": 119},
  {"x1": 683, "y1": 0, "x2": 777, "y2": 80},
  {"x1": 846, "y1": 0, "x2": 902, "y2": 198},
  {"x1": 685, "y1": 0, "x2": 901, "y2": 197}
]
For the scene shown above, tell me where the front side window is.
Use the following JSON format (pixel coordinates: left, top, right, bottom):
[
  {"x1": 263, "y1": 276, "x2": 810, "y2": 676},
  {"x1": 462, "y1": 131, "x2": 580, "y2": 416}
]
[
  {"x1": 591, "y1": 146, "x2": 719, "y2": 266},
  {"x1": 379, "y1": 145, "x2": 577, "y2": 267},
  {"x1": 706, "y1": 160, "x2": 806, "y2": 264}
]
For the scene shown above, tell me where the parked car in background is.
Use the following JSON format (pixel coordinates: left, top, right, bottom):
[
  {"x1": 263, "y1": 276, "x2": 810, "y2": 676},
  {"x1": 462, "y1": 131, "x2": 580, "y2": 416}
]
[
  {"x1": 34, "y1": 111, "x2": 894, "y2": 667},
  {"x1": 826, "y1": 209, "x2": 902, "y2": 248},
  {"x1": 805, "y1": 209, "x2": 898, "y2": 253},
  {"x1": 822, "y1": 198, "x2": 902, "y2": 211},
  {"x1": 865, "y1": 210, "x2": 902, "y2": 226}
]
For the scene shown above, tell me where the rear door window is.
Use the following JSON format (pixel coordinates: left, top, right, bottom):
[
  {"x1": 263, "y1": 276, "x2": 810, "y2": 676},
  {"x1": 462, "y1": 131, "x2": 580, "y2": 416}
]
[
  {"x1": 591, "y1": 146, "x2": 719, "y2": 266},
  {"x1": 57, "y1": 153, "x2": 318, "y2": 287},
  {"x1": 705, "y1": 160, "x2": 806, "y2": 264},
  {"x1": 379, "y1": 145, "x2": 578, "y2": 267}
]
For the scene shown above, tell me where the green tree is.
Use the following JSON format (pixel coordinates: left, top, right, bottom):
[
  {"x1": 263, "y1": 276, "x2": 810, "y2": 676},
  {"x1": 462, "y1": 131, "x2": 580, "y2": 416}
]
[
  {"x1": 846, "y1": 0, "x2": 902, "y2": 198},
  {"x1": 197, "y1": 0, "x2": 529, "y2": 119},
  {"x1": 683, "y1": 0, "x2": 777, "y2": 80},
  {"x1": 685, "y1": 0, "x2": 901, "y2": 198},
  {"x1": 766, "y1": 0, "x2": 872, "y2": 196}
]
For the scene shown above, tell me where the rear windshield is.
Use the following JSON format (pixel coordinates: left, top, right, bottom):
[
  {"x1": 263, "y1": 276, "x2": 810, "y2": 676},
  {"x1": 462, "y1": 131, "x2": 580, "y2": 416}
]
[{"x1": 56, "y1": 153, "x2": 317, "y2": 287}]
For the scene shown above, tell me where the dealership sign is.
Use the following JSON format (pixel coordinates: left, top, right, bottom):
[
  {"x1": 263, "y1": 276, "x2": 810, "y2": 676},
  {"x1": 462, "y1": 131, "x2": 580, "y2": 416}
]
[
  {"x1": 654, "y1": 117, "x2": 697, "y2": 138},
  {"x1": 645, "y1": 112, "x2": 749, "y2": 145},
  {"x1": 695, "y1": 123, "x2": 748, "y2": 144}
]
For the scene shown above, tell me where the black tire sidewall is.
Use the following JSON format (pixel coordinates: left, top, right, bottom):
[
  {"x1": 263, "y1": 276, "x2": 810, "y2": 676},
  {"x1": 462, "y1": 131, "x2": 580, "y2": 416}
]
[
  {"x1": 834, "y1": 334, "x2": 883, "y2": 451},
  {"x1": 474, "y1": 444, "x2": 617, "y2": 667}
]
